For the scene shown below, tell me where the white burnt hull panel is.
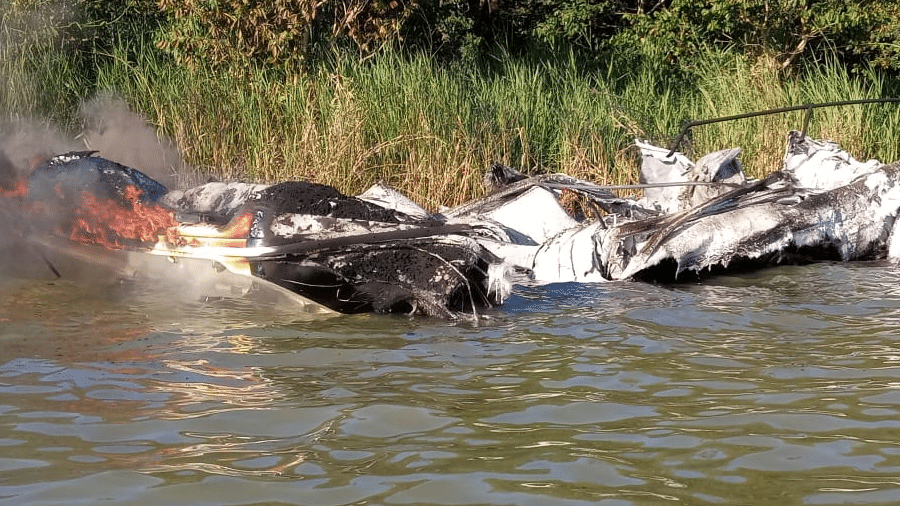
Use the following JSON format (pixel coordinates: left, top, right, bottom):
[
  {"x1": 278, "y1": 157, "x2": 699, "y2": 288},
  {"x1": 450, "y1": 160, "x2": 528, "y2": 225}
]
[
  {"x1": 464, "y1": 132, "x2": 900, "y2": 285},
  {"x1": 596, "y1": 164, "x2": 900, "y2": 281},
  {"x1": 30, "y1": 236, "x2": 334, "y2": 314}
]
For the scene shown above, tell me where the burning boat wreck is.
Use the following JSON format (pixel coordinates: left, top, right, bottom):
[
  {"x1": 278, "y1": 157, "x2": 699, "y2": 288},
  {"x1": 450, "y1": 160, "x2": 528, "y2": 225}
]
[
  {"x1": 2, "y1": 152, "x2": 509, "y2": 318},
  {"x1": 2, "y1": 127, "x2": 900, "y2": 318}
]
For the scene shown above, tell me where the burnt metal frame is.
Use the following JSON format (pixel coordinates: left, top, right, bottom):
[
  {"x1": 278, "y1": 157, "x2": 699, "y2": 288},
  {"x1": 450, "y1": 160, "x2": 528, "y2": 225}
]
[{"x1": 666, "y1": 98, "x2": 900, "y2": 157}]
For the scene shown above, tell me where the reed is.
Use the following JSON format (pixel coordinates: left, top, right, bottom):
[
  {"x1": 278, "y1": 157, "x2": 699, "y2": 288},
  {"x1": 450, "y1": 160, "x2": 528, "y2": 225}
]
[
  {"x1": 684, "y1": 51, "x2": 900, "y2": 176},
  {"x1": 1, "y1": 42, "x2": 91, "y2": 130},
  {"x1": 3, "y1": 39, "x2": 899, "y2": 209}
]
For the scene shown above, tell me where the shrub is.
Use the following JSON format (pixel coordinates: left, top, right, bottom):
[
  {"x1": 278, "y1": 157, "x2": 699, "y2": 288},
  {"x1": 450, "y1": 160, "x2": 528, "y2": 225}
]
[{"x1": 154, "y1": 0, "x2": 420, "y2": 70}]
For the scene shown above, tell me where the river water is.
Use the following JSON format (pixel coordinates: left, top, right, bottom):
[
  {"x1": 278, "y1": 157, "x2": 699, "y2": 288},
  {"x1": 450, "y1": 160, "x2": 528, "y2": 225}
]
[{"x1": 2, "y1": 261, "x2": 900, "y2": 505}]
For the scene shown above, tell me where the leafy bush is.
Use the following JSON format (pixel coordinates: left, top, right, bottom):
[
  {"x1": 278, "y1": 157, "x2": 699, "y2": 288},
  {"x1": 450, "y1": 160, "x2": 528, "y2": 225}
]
[
  {"x1": 1, "y1": 0, "x2": 161, "y2": 51},
  {"x1": 614, "y1": 0, "x2": 900, "y2": 75},
  {"x1": 1, "y1": 0, "x2": 162, "y2": 122},
  {"x1": 154, "y1": 0, "x2": 420, "y2": 70}
]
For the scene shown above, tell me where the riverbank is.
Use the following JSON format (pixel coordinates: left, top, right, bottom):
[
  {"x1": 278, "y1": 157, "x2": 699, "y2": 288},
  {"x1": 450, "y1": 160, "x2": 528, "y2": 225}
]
[{"x1": 3, "y1": 41, "x2": 899, "y2": 209}]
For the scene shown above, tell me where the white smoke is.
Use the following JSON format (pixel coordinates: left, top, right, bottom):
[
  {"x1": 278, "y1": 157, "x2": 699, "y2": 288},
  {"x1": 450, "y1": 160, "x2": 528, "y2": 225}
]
[{"x1": 78, "y1": 93, "x2": 184, "y2": 189}]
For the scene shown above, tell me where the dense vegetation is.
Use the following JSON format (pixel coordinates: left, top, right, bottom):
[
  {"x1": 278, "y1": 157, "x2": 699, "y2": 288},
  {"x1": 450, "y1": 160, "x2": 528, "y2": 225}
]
[{"x1": 2, "y1": 1, "x2": 899, "y2": 208}]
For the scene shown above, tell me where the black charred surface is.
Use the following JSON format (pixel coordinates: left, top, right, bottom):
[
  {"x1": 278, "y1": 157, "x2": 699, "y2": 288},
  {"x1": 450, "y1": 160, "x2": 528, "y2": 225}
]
[
  {"x1": 630, "y1": 244, "x2": 845, "y2": 283},
  {"x1": 243, "y1": 181, "x2": 498, "y2": 317},
  {"x1": 252, "y1": 240, "x2": 497, "y2": 317},
  {"x1": 251, "y1": 181, "x2": 407, "y2": 222},
  {"x1": 27, "y1": 152, "x2": 168, "y2": 206}
]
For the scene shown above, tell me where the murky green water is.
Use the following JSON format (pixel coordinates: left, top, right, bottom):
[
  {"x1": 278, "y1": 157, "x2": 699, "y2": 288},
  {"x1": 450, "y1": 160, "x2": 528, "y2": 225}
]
[{"x1": 3, "y1": 262, "x2": 900, "y2": 505}]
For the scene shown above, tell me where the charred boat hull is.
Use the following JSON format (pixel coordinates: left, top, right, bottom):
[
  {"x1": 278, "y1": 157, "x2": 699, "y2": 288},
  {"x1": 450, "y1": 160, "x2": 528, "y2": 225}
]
[
  {"x1": 458, "y1": 131, "x2": 900, "y2": 284},
  {"x1": 7, "y1": 153, "x2": 508, "y2": 318},
  {"x1": 5, "y1": 125, "x2": 900, "y2": 318},
  {"x1": 596, "y1": 164, "x2": 900, "y2": 281}
]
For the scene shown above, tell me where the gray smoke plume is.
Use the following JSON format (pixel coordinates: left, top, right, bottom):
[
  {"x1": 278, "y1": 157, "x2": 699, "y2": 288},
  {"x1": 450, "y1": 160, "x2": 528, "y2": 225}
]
[
  {"x1": 0, "y1": 95, "x2": 190, "y2": 280},
  {"x1": 78, "y1": 93, "x2": 184, "y2": 189},
  {"x1": 2, "y1": 3, "x2": 188, "y2": 187},
  {"x1": 0, "y1": 5, "x2": 192, "y2": 283},
  {"x1": 0, "y1": 120, "x2": 77, "y2": 182},
  {"x1": 0, "y1": 95, "x2": 188, "y2": 188}
]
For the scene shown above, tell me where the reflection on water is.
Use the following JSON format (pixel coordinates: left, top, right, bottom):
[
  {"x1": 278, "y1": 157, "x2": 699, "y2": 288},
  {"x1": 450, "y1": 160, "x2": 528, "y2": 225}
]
[{"x1": 3, "y1": 262, "x2": 900, "y2": 505}]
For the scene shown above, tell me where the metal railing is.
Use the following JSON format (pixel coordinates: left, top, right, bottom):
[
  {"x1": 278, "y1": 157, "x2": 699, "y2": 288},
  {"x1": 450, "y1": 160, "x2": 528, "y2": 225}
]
[{"x1": 666, "y1": 98, "x2": 900, "y2": 157}]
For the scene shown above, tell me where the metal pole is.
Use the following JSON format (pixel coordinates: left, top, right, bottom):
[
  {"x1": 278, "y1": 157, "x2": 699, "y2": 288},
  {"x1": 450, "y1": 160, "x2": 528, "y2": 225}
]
[{"x1": 666, "y1": 98, "x2": 900, "y2": 157}]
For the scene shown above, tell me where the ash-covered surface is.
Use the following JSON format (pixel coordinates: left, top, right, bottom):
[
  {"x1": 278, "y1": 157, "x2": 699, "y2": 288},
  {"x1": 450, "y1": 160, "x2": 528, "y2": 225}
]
[
  {"x1": 457, "y1": 131, "x2": 900, "y2": 286},
  {"x1": 160, "y1": 182, "x2": 269, "y2": 222},
  {"x1": 160, "y1": 180, "x2": 423, "y2": 225},
  {"x1": 595, "y1": 160, "x2": 900, "y2": 282},
  {"x1": 9, "y1": 129, "x2": 897, "y2": 318},
  {"x1": 252, "y1": 181, "x2": 410, "y2": 223},
  {"x1": 245, "y1": 181, "x2": 497, "y2": 317},
  {"x1": 252, "y1": 238, "x2": 499, "y2": 317},
  {"x1": 27, "y1": 151, "x2": 168, "y2": 205}
]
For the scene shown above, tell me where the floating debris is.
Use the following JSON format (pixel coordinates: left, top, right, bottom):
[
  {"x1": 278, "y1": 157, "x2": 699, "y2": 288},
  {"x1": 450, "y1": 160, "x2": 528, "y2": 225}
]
[
  {"x1": 3, "y1": 129, "x2": 900, "y2": 318},
  {"x1": 463, "y1": 131, "x2": 900, "y2": 283}
]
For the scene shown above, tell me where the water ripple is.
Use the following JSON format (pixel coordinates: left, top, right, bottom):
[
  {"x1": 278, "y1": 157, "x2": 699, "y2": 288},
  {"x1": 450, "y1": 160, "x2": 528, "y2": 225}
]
[{"x1": 3, "y1": 262, "x2": 900, "y2": 504}]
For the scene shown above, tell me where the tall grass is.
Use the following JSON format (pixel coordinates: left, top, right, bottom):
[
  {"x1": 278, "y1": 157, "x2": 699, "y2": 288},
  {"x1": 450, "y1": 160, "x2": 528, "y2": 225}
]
[
  {"x1": 0, "y1": 40, "x2": 91, "y2": 129},
  {"x1": 3, "y1": 37, "x2": 900, "y2": 209},
  {"x1": 685, "y1": 52, "x2": 900, "y2": 174}
]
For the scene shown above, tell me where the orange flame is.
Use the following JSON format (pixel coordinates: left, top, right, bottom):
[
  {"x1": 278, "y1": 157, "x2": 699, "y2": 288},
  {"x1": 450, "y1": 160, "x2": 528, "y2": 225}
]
[
  {"x1": 1, "y1": 180, "x2": 27, "y2": 198},
  {"x1": 0, "y1": 181, "x2": 28, "y2": 229},
  {"x1": 68, "y1": 185, "x2": 178, "y2": 249},
  {"x1": 5, "y1": 180, "x2": 254, "y2": 252},
  {"x1": 219, "y1": 212, "x2": 254, "y2": 240}
]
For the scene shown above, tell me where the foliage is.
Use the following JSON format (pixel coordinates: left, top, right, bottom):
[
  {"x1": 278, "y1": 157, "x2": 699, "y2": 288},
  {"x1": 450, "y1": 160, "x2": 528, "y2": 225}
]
[
  {"x1": 83, "y1": 40, "x2": 898, "y2": 209},
  {"x1": 522, "y1": 0, "x2": 626, "y2": 49},
  {"x1": 6, "y1": 0, "x2": 898, "y2": 78},
  {"x1": 1, "y1": 0, "x2": 162, "y2": 123},
  {"x1": 149, "y1": 0, "x2": 900, "y2": 78},
  {"x1": 615, "y1": 0, "x2": 900, "y2": 75},
  {"x1": 4, "y1": 0, "x2": 900, "y2": 209},
  {"x1": 154, "y1": 0, "x2": 420, "y2": 70},
  {"x1": 1, "y1": 0, "x2": 161, "y2": 51}
]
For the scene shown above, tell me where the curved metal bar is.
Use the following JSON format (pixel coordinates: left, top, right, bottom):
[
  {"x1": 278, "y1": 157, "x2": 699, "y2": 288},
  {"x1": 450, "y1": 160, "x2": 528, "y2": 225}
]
[
  {"x1": 539, "y1": 181, "x2": 743, "y2": 191},
  {"x1": 666, "y1": 98, "x2": 900, "y2": 157}
]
